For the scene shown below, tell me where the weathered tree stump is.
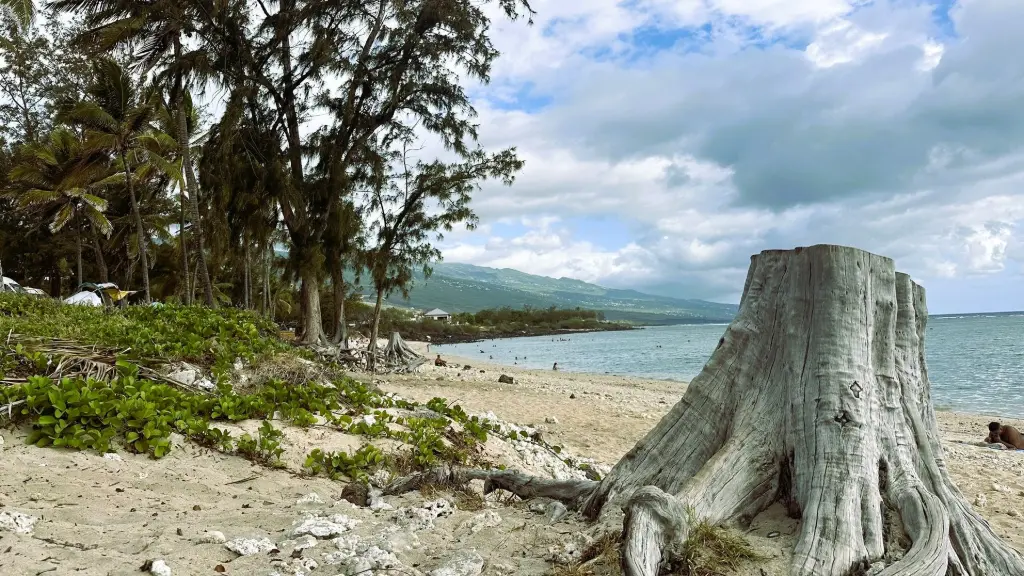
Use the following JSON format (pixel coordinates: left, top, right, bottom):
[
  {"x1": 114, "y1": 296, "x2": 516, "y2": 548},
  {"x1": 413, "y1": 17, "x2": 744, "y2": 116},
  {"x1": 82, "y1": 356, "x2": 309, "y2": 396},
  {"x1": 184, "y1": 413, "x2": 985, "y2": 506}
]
[
  {"x1": 388, "y1": 245, "x2": 1024, "y2": 575},
  {"x1": 582, "y1": 244, "x2": 1024, "y2": 575},
  {"x1": 381, "y1": 331, "x2": 425, "y2": 372}
]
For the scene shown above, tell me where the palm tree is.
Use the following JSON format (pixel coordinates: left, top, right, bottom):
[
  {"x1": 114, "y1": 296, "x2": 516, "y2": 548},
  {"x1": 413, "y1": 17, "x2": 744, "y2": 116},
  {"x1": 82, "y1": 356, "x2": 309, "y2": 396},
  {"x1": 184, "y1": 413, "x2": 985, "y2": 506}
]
[
  {"x1": 0, "y1": 0, "x2": 33, "y2": 29},
  {"x1": 62, "y1": 58, "x2": 173, "y2": 303},
  {"x1": 49, "y1": 0, "x2": 218, "y2": 307},
  {"x1": 3, "y1": 128, "x2": 114, "y2": 286}
]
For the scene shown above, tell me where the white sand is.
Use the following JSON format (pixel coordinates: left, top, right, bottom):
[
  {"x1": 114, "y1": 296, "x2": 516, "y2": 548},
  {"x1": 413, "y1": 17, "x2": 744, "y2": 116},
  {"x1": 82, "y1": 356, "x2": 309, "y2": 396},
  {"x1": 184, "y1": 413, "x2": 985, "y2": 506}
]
[{"x1": 0, "y1": 342, "x2": 1022, "y2": 576}]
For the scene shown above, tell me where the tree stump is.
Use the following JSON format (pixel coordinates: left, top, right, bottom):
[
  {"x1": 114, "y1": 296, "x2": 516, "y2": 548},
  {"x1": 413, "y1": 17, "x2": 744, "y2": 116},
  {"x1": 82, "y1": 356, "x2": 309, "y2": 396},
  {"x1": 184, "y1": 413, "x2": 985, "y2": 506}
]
[
  {"x1": 581, "y1": 244, "x2": 1024, "y2": 575},
  {"x1": 381, "y1": 331, "x2": 425, "y2": 372},
  {"x1": 386, "y1": 245, "x2": 1023, "y2": 575}
]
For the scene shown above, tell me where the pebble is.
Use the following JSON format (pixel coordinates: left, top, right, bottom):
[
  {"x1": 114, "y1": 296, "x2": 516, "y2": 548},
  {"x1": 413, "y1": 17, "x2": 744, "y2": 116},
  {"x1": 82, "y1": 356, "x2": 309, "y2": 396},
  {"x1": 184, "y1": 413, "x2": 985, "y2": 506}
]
[
  {"x1": 293, "y1": 535, "x2": 319, "y2": 550},
  {"x1": 459, "y1": 511, "x2": 502, "y2": 534},
  {"x1": 197, "y1": 530, "x2": 227, "y2": 544},
  {"x1": 296, "y1": 492, "x2": 325, "y2": 505},
  {"x1": 545, "y1": 502, "x2": 568, "y2": 523},
  {"x1": 544, "y1": 416, "x2": 559, "y2": 424},
  {"x1": 225, "y1": 537, "x2": 276, "y2": 556},
  {"x1": 293, "y1": 514, "x2": 359, "y2": 538},
  {"x1": 0, "y1": 510, "x2": 38, "y2": 534},
  {"x1": 974, "y1": 494, "x2": 988, "y2": 508},
  {"x1": 148, "y1": 559, "x2": 172, "y2": 576}
]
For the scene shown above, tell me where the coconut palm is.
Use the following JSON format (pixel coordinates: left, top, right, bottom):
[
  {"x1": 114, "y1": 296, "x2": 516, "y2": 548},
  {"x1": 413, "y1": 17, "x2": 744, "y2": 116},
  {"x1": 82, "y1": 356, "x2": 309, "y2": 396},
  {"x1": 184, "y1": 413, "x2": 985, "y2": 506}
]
[
  {"x1": 62, "y1": 58, "x2": 176, "y2": 303},
  {"x1": 48, "y1": 0, "x2": 218, "y2": 307},
  {"x1": 3, "y1": 128, "x2": 114, "y2": 286}
]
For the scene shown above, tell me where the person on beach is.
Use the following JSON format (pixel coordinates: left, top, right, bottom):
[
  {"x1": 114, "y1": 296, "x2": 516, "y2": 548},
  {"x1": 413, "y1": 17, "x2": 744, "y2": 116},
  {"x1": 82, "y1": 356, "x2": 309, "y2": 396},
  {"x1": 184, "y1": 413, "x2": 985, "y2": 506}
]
[
  {"x1": 986, "y1": 422, "x2": 1024, "y2": 449},
  {"x1": 552, "y1": 362, "x2": 558, "y2": 371},
  {"x1": 434, "y1": 354, "x2": 448, "y2": 367}
]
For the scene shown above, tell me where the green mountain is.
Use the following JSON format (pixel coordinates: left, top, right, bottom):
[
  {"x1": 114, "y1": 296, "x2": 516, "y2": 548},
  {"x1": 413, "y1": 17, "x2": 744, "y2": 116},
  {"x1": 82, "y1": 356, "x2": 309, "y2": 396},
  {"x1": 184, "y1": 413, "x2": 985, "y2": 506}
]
[{"x1": 382, "y1": 262, "x2": 738, "y2": 324}]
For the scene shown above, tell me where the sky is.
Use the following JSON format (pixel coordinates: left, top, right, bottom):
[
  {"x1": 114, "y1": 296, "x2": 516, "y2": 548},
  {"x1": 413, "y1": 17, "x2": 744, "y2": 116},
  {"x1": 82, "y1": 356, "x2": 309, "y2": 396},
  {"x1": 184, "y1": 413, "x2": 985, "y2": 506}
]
[{"x1": 427, "y1": 0, "x2": 1024, "y2": 314}]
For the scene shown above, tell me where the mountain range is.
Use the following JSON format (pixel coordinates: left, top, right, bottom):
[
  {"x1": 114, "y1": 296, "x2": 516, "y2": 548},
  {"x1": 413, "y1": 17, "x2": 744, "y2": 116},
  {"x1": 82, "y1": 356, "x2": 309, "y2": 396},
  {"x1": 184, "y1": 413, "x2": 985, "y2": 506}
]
[{"x1": 380, "y1": 262, "x2": 738, "y2": 324}]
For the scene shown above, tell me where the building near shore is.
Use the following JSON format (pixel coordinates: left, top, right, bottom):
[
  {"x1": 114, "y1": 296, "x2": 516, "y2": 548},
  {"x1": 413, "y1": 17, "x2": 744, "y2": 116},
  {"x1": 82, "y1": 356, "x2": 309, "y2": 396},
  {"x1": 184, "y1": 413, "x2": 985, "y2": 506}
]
[{"x1": 423, "y1": 308, "x2": 452, "y2": 322}]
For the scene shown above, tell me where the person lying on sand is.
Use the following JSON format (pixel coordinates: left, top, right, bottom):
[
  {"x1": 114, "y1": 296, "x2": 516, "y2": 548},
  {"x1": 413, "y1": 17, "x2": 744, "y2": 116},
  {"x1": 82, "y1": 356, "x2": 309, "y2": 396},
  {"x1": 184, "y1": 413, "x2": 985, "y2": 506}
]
[
  {"x1": 434, "y1": 354, "x2": 448, "y2": 367},
  {"x1": 986, "y1": 422, "x2": 1024, "y2": 449}
]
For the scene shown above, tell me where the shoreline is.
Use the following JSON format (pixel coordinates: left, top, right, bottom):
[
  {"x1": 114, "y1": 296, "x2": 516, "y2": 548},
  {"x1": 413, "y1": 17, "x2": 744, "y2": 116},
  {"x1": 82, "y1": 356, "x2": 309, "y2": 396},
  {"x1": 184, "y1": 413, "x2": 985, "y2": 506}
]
[
  {"x1": 413, "y1": 323, "x2": 636, "y2": 345},
  {"x1": 392, "y1": 340, "x2": 1023, "y2": 456}
]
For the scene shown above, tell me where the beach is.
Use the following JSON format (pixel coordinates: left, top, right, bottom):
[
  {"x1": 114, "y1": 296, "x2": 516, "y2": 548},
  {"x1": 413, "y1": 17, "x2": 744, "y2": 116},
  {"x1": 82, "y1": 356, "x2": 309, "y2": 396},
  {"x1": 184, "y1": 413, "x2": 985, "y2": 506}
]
[
  {"x1": 1, "y1": 343, "x2": 1022, "y2": 575},
  {"x1": 387, "y1": 344, "x2": 1024, "y2": 560}
]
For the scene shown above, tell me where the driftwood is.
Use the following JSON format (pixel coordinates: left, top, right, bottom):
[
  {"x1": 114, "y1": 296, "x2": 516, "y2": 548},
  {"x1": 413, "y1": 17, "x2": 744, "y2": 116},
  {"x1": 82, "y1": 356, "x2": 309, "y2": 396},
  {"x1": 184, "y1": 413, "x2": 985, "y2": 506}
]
[
  {"x1": 384, "y1": 464, "x2": 598, "y2": 508},
  {"x1": 384, "y1": 245, "x2": 1024, "y2": 576}
]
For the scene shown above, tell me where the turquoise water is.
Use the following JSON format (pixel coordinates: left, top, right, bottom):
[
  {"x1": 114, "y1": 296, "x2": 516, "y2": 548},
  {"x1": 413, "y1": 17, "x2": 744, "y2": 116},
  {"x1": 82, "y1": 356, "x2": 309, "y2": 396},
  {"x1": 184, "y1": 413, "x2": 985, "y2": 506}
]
[{"x1": 437, "y1": 314, "x2": 1024, "y2": 418}]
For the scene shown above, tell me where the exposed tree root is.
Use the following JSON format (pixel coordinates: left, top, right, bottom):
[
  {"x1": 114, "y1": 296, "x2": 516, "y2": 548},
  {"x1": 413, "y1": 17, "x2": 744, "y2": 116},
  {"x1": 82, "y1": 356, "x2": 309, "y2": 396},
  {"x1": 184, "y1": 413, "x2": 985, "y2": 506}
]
[{"x1": 385, "y1": 465, "x2": 599, "y2": 508}]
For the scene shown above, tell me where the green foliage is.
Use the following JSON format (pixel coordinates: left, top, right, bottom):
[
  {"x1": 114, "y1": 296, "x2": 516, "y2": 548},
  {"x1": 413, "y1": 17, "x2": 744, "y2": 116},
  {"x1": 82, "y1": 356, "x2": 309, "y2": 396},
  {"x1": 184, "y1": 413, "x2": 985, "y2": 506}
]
[
  {"x1": 352, "y1": 303, "x2": 631, "y2": 344},
  {"x1": 0, "y1": 294, "x2": 286, "y2": 366},
  {"x1": 16, "y1": 374, "x2": 180, "y2": 457},
  {"x1": 303, "y1": 445, "x2": 386, "y2": 482},
  {"x1": 0, "y1": 296, "x2": 596, "y2": 481},
  {"x1": 236, "y1": 420, "x2": 285, "y2": 466}
]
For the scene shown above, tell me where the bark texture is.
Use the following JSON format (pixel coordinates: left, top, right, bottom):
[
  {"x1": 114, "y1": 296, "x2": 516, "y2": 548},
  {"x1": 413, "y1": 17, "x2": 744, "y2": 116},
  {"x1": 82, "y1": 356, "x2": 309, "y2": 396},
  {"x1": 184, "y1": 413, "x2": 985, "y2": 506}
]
[{"x1": 576, "y1": 244, "x2": 1024, "y2": 575}]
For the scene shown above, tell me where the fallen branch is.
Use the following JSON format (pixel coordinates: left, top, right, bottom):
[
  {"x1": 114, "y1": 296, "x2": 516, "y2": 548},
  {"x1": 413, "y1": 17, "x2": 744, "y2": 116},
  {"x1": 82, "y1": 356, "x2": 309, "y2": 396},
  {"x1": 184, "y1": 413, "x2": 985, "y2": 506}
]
[{"x1": 384, "y1": 464, "x2": 598, "y2": 509}]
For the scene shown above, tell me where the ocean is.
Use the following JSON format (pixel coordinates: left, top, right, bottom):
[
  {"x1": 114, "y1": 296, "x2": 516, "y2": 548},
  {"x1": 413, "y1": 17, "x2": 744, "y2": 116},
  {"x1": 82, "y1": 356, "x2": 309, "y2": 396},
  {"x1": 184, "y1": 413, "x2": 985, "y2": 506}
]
[{"x1": 436, "y1": 313, "x2": 1024, "y2": 418}]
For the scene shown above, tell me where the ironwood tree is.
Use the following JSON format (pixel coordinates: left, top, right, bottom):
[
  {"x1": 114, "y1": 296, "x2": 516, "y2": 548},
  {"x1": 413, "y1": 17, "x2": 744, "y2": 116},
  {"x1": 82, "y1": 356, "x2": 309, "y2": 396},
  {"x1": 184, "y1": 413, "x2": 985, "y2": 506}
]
[
  {"x1": 193, "y1": 0, "x2": 534, "y2": 343},
  {"x1": 362, "y1": 139, "x2": 523, "y2": 367}
]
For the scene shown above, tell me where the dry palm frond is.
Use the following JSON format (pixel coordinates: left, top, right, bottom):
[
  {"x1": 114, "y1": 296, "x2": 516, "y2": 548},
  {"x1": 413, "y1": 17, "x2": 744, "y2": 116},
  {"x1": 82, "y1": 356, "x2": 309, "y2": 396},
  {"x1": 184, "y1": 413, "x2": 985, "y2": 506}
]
[{"x1": 3, "y1": 333, "x2": 212, "y2": 395}]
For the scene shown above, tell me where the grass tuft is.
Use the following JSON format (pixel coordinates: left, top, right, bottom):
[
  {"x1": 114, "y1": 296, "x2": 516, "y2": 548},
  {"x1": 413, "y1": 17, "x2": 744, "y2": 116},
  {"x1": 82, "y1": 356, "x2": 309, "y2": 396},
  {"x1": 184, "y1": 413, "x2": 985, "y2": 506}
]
[{"x1": 670, "y1": 521, "x2": 765, "y2": 576}]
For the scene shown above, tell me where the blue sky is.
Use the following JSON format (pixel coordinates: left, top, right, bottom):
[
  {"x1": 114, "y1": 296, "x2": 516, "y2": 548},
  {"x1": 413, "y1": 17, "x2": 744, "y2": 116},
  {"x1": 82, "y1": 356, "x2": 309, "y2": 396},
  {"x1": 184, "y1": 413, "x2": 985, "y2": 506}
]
[{"x1": 438, "y1": 0, "x2": 1024, "y2": 314}]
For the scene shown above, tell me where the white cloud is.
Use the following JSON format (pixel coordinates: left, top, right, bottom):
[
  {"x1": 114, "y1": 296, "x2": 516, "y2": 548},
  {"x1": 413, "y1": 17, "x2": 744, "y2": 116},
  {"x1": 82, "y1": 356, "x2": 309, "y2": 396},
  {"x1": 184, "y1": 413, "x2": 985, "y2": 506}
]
[{"x1": 437, "y1": 0, "x2": 1024, "y2": 310}]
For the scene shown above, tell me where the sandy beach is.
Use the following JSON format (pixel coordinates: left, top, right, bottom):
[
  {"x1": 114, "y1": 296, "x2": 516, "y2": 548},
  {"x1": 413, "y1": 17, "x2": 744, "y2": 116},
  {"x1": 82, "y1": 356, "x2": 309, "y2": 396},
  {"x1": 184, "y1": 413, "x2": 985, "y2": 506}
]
[
  {"x1": 384, "y1": 344, "x2": 1024, "y2": 558},
  {"x1": 1, "y1": 342, "x2": 1022, "y2": 575}
]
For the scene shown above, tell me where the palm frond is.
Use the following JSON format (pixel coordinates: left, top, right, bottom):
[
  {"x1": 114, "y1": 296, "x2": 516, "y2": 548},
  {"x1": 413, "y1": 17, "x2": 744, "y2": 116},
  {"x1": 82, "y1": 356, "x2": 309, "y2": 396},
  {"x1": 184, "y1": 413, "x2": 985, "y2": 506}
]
[
  {"x1": 16, "y1": 188, "x2": 62, "y2": 207},
  {"x1": 79, "y1": 193, "x2": 109, "y2": 212},
  {"x1": 0, "y1": 0, "x2": 34, "y2": 29},
  {"x1": 82, "y1": 204, "x2": 113, "y2": 237},
  {"x1": 94, "y1": 171, "x2": 128, "y2": 187},
  {"x1": 64, "y1": 102, "x2": 120, "y2": 134},
  {"x1": 49, "y1": 203, "x2": 74, "y2": 233}
]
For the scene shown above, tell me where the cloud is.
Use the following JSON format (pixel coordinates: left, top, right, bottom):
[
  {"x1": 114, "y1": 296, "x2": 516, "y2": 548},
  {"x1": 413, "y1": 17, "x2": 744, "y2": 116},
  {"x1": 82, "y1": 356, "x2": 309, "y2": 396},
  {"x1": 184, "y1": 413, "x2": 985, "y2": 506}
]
[{"x1": 435, "y1": 0, "x2": 1024, "y2": 311}]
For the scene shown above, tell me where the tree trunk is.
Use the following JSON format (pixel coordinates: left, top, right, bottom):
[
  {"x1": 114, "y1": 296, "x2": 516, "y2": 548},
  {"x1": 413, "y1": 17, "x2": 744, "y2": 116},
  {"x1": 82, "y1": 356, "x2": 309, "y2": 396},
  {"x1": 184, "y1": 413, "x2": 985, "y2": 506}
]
[
  {"x1": 331, "y1": 265, "x2": 349, "y2": 347},
  {"x1": 299, "y1": 271, "x2": 326, "y2": 344},
  {"x1": 90, "y1": 230, "x2": 108, "y2": 283},
  {"x1": 367, "y1": 288, "x2": 385, "y2": 370},
  {"x1": 388, "y1": 245, "x2": 1024, "y2": 576},
  {"x1": 173, "y1": 38, "x2": 215, "y2": 308},
  {"x1": 243, "y1": 240, "x2": 251, "y2": 310},
  {"x1": 122, "y1": 152, "x2": 151, "y2": 304},
  {"x1": 263, "y1": 243, "x2": 272, "y2": 317},
  {"x1": 180, "y1": 183, "x2": 191, "y2": 305},
  {"x1": 75, "y1": 219, "x2": 83, "y2": 287}
]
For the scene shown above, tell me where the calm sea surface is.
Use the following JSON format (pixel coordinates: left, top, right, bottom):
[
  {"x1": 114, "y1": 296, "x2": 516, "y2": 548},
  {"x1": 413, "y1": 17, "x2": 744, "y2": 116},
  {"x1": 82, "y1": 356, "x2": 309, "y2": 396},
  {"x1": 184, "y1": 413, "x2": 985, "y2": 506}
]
[{"x1": 437, "y1": 314, "x2": 1024, "y2": 418}]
